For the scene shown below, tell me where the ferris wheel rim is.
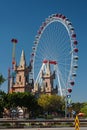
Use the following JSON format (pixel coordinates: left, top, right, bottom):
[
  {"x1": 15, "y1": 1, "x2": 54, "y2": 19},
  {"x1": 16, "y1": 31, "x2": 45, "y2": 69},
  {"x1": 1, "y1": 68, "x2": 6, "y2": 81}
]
[{"x1": 30, "y1": 13, "x2": 78, "y2": 95}]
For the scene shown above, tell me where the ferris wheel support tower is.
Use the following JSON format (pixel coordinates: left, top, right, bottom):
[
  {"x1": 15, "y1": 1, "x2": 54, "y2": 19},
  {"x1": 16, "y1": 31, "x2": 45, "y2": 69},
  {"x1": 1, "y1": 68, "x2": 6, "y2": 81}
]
[
  {"x1": 8, "y1": 38, "x2": 18, "y2": 93},
  {"x1": 11, "y1": 38, "x2": 18, "y2": 69}
]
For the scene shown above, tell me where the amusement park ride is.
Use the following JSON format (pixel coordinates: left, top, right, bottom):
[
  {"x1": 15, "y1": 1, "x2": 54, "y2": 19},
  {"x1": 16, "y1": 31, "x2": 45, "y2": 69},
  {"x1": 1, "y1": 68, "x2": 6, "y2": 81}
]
[
  {"x1": 8, "y1": 13, "x2": 78, "y2": 115},
  {"x1": 31, "y1": 13, "x2": 78, "y2": 97}
]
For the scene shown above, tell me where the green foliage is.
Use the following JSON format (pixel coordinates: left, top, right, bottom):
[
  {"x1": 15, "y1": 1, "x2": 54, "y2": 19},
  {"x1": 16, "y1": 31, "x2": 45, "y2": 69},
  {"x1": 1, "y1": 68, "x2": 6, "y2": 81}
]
[
  {"x1": 0, "y1": 91, "x2": 6, "y2": 117},
  {"x1": 3, "y1": 92, "x2": 37, "y2": 109},
  {"x1": 38, "y1": 94, "x2": 64, "y2": 113},
  {"x1": 0, "y1": 89, "x2": 87, "y2": 119},
  {"x1": 0, "y1": 74, "x2": 5, "y2": 85},
  {"x1": 38, "y1": 94, "x2": 50, "y2": 111},
  {"x1": 47, "y1": 95, "x2": 64, "y2": 112},
  {"x1": 72, "y1": 102, "x2": 84, "y2": 114},
  {"x1": 2, "y1": 92, "x2": 39, "y2": 118},
  {"x1": 80, "y1": 103, "x2": 87, "y2": 117}
]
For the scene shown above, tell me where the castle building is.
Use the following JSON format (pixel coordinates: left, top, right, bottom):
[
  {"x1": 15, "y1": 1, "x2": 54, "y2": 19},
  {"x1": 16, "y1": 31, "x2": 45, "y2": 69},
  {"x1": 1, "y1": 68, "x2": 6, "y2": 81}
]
[
  {"x1": 9, "y1": 50, "x2": 33, "y2": 93},
  {"x1": 33, "y1": 61, "x2": 58, "y2": 96},
  {"x1": 41, "y1": 61, "x2": 58, "y2": 95}
]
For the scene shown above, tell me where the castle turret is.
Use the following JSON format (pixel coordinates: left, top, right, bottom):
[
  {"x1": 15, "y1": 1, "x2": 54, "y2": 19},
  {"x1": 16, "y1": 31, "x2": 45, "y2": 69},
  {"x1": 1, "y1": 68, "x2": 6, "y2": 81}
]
[
  {"x1": 41, "y1": 61, "x2": 57, "y2": 95},
  {"x1": 10, "y1": 50, "x2": 32, "y2": 93}
]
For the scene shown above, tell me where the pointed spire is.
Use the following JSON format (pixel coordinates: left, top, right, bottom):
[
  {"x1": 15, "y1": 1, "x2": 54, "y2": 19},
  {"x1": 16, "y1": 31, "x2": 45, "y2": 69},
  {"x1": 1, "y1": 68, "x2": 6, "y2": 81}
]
[{"x1": 19, "y1": 50, "x2": 26, "y2": 66}]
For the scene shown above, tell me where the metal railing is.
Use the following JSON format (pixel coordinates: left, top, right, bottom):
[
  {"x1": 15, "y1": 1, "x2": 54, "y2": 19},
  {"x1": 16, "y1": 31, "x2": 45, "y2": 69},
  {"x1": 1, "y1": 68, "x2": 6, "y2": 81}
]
[{"x1": 0, "y1": 118, "x2": 87, "y2": 128}]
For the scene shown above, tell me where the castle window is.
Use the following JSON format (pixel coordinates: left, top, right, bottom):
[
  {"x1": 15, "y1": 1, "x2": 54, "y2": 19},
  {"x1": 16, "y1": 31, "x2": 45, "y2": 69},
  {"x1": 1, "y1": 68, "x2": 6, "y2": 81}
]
[
  {"x1": 46, "y1": 82, "x2": 48, "y2": 87},
  {"x1": 19, "y1": 76, "x2": 21, "y2": 82}
]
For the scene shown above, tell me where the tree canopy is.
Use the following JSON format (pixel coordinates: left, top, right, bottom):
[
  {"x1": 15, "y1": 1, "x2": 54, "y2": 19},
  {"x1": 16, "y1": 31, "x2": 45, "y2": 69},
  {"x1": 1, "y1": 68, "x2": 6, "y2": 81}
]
[
  {"x1": 0, "y1": 74, "x2": 5, "y2": 86},
  {"x1": 80, "y1": 103, "x2": 87, "y2": 116},
  {"x1": 38, "y1": 94, "x2": 64, "y2": 113}
]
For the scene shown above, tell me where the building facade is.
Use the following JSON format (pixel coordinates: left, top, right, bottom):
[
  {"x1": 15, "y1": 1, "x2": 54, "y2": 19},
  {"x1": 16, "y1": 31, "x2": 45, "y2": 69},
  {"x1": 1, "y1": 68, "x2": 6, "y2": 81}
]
[{"x1": 9, "y1": 50, "x2": 32, "y2": 93}]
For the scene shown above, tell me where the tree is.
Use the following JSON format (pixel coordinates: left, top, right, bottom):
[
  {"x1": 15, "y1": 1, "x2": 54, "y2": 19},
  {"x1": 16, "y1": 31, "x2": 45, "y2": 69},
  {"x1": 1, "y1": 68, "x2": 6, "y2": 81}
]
[
  {"x1": 72, "y1": 102, "x2": 84, "y2": 114},
  {"x1": 3, "y1": 92, "x2": 39, "y2": 118},
  {"x1": 0, "y1": 74, "x2": 6, "y2": 116},
  {"x1": 38, "y1": 94, "x2": 51, "y2": 111},
  {"x1": 38, "y1": 94, "x2": 64, "y2": 115},
  {"x1": 0, "y1": 74, "x2": 5, "y2": 86},
  {"x1": 3, "y1": 92, "x2": 37, "y2": 108},
  {"x1": 0, "y1": 91, "x2": 6, "y2": 117},
  {"x1": 48, "y1": 95, "x2": 64, "y2": 112},
  {"x1": 80, "y1": 103, "x2": 87, "y2": 117}
]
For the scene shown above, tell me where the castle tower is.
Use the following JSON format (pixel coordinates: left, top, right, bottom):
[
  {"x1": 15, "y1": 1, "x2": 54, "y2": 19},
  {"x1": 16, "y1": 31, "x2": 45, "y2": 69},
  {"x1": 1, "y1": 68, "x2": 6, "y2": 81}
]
[
  {"x1": 10, "y1": 50, "x2": 32, "y2": 93},
  {"x1": 41, "y1": 61, "x2": 58, "y2": 95}
]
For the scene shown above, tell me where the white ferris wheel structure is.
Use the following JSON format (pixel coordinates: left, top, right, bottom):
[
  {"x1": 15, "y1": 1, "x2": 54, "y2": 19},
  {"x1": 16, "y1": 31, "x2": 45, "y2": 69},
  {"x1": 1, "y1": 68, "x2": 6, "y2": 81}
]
[{"x1": 30, "y1": 13, "x2": 78, "y2": 97}]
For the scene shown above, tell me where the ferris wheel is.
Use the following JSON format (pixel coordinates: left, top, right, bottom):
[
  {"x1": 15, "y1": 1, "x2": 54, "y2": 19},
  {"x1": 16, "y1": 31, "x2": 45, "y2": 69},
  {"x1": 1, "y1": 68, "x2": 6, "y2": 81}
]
[{"x1": 30, "y1": 13, "x2": 78, "y2": 96}]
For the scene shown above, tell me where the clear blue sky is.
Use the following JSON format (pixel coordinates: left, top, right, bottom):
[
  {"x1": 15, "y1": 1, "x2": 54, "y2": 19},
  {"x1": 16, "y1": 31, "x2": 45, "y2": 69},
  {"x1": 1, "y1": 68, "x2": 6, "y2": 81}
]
[{"x1": 0, "y1": 0, "x2": 87, "y2": 102}]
